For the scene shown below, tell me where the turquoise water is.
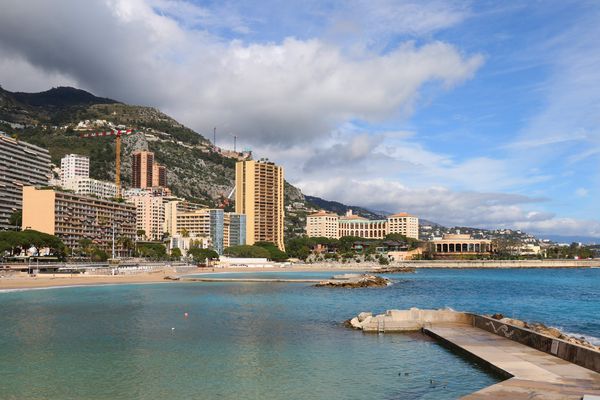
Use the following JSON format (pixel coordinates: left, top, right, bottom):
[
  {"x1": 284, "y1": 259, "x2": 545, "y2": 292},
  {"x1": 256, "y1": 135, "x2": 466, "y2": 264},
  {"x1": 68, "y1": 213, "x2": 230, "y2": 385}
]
[{"x1": 1, "y1": 268, "x2": 598, "y2": 399}]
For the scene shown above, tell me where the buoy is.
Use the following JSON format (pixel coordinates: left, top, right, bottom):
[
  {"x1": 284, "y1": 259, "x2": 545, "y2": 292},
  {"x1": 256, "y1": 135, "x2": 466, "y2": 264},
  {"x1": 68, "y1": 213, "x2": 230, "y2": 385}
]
[
  {"x1": 171, "y1": 327, "x2": 175, "y2": 331},
  {"x1": 184, "y1": 312, "x2": 189, "y2": 318}
]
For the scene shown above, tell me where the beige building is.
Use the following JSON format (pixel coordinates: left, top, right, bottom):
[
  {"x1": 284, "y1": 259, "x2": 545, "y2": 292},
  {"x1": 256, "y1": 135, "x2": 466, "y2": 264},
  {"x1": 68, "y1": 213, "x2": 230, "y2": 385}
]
[
  {"x1": 127, "y1": 195, "x2": 166, "y2": 241},
  {"x1": 307, "y1": 210, "x2": 419, "y2": 240},
  {"x1": 0, "y1": 134, "x2": 51, "y2": 230},
  {"x1": 387, "y1": 212, "x2": 419, "y2": 239},
  {"x1": 22, "y1": 186, "x2": 136, "y2": 255},
  {"x1": 306, "y1": 211, "x2": 339, "y2": 239},
  {"x1": 339, "y1": 212, "x2": 387, "y2": 239},
  {"x1": 164, "y1": 200, "x2": 206, "y2": 236},
  {"x1": 235, "y1": 159, "x2": 285, "y2": 250},
  {"x1": 431, "y1": 234, "x2": 492, "y2": 255}
]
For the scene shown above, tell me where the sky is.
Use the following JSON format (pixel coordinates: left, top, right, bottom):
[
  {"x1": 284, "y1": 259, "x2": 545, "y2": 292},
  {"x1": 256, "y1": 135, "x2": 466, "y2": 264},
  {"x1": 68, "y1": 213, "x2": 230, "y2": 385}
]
[{"x1": 0, "y1": 0, "x2": 599, "y2": 238}]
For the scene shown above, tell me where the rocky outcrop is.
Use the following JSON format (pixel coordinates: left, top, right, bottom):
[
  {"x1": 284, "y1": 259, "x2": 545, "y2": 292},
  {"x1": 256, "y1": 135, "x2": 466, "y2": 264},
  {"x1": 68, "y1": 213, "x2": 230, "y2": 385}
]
[
  {"x1": 489, "y1": 314, "x2": 599, "y2": 351},
  {"x1": 315, "y1": 274, "x2": 390, "y2": 288},
  {"x1": 372, "y1": 266, "x2": 415, "y2": 274},
  {"x1": 163, "y1": 275, "x2": 180, "y2": 281}
]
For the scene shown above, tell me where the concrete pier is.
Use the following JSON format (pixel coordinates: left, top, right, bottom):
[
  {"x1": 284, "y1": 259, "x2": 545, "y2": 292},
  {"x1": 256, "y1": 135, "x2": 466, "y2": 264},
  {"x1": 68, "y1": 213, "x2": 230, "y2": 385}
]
[{"x1": 350, "y1": 308, "x2": 600, "y2": 399}]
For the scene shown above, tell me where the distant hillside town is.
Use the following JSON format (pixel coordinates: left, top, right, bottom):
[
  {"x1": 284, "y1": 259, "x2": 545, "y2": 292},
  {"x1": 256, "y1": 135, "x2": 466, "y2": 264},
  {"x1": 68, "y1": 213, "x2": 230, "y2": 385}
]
[{"x1": 0, "y1": 86, "x2": 597, "y2": 265}]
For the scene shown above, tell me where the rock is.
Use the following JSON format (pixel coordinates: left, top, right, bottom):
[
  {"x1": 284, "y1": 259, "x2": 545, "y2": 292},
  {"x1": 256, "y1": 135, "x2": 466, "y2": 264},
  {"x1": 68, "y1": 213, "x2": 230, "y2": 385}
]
[
  {"x1": 361, "y1": 316, "x2": 373, "y2": 326},
  {"x1": 490, "y1": 313, "x2": 504, "y2": 320},
  {"x1": 372, "y1": 266, "x2": 416, "y2": 274},
  {"x1": 349, "y1": 317, "x2": 361, "y2": 329},
  {"x1": 164, "y1": 275, "x2": 180, "y2": 280},
  {"x1": 358, "y1": 312, "x2": 372, "y2": 322},
  {"x1": 499, "y1": 318, "x2": 526, "y2": 328},
  {"x1": 315, "y1": 274, "x2": 390, "y2": 288}
]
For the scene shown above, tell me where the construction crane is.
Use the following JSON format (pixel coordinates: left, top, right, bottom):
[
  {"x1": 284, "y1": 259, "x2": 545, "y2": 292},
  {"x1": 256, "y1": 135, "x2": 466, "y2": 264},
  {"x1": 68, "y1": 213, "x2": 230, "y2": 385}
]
[
  {"x1": 80, "y1": 129, "x2": 137, "y2": 197},
  {"x1": 219, "y1": 186, "x2": 236, "y2": 209}
]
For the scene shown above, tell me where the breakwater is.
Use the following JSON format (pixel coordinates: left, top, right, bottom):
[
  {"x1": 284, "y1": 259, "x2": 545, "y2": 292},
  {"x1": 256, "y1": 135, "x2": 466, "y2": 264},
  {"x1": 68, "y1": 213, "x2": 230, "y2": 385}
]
[
  {"x1": 348, "y1": 308, "x2": 600, "y2": 399},
  {"x1": 306, "y1": 259, "x2": 600, "y2": 269}
]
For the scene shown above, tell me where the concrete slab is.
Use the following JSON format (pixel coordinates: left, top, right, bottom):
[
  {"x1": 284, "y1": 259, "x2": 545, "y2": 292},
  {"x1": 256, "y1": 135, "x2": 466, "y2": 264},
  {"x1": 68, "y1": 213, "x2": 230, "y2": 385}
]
[{"x1": 425, "y1": 324, "x2": 600, "y2": 399}]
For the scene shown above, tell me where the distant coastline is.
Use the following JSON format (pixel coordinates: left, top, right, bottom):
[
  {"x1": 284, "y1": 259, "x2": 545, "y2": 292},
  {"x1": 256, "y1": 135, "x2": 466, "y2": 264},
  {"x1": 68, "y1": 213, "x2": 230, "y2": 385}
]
[{"x1": 1, "y1": 260, "x2": 598, "y2": 291}]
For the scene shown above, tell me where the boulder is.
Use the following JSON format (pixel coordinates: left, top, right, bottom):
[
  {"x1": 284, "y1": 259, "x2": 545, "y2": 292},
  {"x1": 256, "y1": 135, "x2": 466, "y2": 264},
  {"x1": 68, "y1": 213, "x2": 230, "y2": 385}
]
[
  {"x1": 350, "y1": 317, "x2": 361, "y2": 329},
  {"x1": 499, "y1": 318, "x2": 526, "y2": 328},
  {"x1": 358, "y1": 312, "x2": 373, "y2": 322}
]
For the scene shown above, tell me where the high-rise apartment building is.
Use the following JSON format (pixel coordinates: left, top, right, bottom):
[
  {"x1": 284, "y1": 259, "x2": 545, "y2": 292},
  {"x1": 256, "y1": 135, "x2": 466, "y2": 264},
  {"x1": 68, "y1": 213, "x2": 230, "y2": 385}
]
[
  {"x1": 128, "y1": 194, "x2": 166, "y2": 241},
  {"x1": 132, "y1": 150, "x2": 167, "y2": 189},
  {"x1": 22, "y1": 186, "x2": 136, "y2": 255},
  {"x1": 163, "y1": 200, "x2": 206, "y2": 236},
  {"x1": 132, "y1": 151, "x2": 154, "y2": 188},
  {"x1": 0, "y1": 134, "x2": 51, "y2": 230},
  {"x1": 152, "y1": 163, "x2": 167, "y2": 188},
  {"x1": 60, "y1": 154, "x2": 89, "y2": 185},
  {"x1": 235, "y1": 160, "x2": 285, "y2": 250}
]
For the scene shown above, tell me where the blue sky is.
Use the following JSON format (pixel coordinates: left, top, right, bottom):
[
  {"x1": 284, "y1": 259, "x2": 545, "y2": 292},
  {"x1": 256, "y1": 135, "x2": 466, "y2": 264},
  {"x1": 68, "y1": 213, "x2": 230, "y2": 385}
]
[{"x1": 0, "y1": 0, "x2": 598, "y2": 237}]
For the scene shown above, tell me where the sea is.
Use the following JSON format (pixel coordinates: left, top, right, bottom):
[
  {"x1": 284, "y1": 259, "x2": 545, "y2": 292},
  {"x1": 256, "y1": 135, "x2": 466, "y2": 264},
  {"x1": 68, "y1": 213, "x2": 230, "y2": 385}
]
[{"x1": 0, "y1": 268, "x2": 598, "y2": 399}]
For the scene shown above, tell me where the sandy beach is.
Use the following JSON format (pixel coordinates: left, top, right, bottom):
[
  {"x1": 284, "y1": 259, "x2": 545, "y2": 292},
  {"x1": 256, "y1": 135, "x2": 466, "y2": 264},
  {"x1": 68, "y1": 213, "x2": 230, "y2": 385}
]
[{"x1": 0, "y1": 265, "x2": 370, "y2": 291}]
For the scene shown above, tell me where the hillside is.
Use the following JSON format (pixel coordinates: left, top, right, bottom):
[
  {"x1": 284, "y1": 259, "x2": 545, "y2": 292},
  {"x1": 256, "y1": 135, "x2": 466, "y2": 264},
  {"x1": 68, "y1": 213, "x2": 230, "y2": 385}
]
[{"x1": 0, "y1": 85, "x2": 306, "y2": 230}]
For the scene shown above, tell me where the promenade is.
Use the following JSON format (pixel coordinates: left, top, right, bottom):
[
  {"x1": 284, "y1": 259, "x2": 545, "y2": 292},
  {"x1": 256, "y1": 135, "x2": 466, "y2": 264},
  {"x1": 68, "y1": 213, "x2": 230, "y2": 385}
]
[{"x1": 350, "y1": 309, "x2": 600, "y2": 399}]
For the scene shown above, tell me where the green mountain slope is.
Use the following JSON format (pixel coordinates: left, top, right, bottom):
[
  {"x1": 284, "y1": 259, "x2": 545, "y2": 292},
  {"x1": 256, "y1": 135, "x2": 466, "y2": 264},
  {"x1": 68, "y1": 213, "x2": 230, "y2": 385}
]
[{"x1": 0, "y1": 85, "x2": 305, "y2": 215}]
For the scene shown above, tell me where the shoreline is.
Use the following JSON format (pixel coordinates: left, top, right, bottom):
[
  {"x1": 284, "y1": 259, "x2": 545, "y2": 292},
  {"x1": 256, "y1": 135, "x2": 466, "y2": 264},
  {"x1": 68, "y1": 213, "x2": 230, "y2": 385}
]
[{"x1": 1, "y1": 262, "x2": 598, "y2": 291}]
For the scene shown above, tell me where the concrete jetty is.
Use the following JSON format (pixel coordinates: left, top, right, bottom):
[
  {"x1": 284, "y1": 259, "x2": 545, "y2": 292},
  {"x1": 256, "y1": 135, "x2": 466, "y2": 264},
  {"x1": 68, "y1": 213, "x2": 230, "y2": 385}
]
[{"x1": 349, "y1": 308, "x2": 600, "y2": 399}]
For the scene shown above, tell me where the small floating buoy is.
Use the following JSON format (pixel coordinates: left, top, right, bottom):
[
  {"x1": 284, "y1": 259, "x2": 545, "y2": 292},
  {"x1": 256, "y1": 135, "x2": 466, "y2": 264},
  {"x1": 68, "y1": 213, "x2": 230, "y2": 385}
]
[
  {"x1": 171, "y1": 327, "x2": 175, "y2": 331},
  {"x1": 184, "y1": 312, "x2": 189, "y2": 318}
]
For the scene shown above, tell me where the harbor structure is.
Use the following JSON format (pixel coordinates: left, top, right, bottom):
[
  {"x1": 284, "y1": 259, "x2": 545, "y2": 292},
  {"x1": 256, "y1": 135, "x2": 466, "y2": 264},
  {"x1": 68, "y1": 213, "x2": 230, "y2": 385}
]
[
  {"x1": 235, "y1": 159, "x2": 285, "y2": 250},
  {"x1": 21, "y1": 186, "x2": 136, "y2": 255},
  {"x1": 0, "y1": 134, "x2": 51, "y2": 230}
]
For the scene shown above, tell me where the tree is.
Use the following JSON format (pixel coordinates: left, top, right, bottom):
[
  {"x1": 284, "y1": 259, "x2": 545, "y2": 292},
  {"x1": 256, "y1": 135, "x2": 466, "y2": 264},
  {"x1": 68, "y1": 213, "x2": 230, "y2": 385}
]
[
  {"x1": 378, "y1": 255, "x2": 390, "y2": 265},
  {"x1": 8, "y1": 210, "x2": 22, "y2": 230},
  {"x1": 171, "y1": 247, "x2": 182, "y2": 259},
  {"x1": 224, "y1": 245, "x2": 270, "y2": 258},
  {"x1": 137, "y1": 243, "x2": 167, "y2": 260},
  {"x1": 255, "y1": 241, "x2": 288, "y2": 261},
  {"x1": 188, "y1": 247, "x2": 219, "y2": 263},
  {"x1": 78, "y1": 238, "x2": 93, "y2": 256},
  {"x1": 136, "y1": 229, "x2": 146, "y2": 240}
]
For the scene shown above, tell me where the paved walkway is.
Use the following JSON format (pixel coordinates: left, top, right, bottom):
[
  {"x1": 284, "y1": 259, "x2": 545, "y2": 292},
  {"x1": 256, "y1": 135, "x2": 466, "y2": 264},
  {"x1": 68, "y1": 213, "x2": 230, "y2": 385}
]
[{"x1": 424, "y1": 324, "x2": 600, "y2": 399}]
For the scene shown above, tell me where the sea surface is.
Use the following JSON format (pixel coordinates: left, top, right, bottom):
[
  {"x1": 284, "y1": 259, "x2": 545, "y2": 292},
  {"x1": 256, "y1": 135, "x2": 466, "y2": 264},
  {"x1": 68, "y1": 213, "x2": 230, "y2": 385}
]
[{"x1": 1, "y1": 268, "x2": 598, "y2": 399}]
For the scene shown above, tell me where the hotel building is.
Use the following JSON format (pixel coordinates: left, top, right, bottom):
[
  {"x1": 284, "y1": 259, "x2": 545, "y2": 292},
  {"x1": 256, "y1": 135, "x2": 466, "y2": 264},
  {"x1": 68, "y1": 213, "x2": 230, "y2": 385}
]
[
  {"x1": 0, "y1": 134, "x2": 51, "y2": 230},
  {"x1": 235, "y1": 159, "x2": 285, "y2": 250},
  {"x1": 306, "y1": 211, "x2": 339, "y2": 238},
  {"x1": 306, "y1": 210, "x2": 420, "y2": 240},
  {"x1": 22, "y1": 186, "x2": 136, "y2": 255}
]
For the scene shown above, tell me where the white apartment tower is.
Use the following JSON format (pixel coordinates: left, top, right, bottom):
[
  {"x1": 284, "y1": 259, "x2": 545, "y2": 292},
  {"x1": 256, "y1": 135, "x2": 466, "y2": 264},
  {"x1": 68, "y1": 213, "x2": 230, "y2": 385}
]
[{"x1": 61, "y1": 154, "x2": 89, "y2": 184}]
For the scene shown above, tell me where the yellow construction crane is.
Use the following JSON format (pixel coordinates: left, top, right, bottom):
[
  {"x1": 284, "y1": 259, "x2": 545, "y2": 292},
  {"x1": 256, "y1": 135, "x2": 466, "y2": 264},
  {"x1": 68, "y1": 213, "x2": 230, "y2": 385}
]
[{"x1": 80, "y1": 129, "x2": 138, "y2": 197}]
